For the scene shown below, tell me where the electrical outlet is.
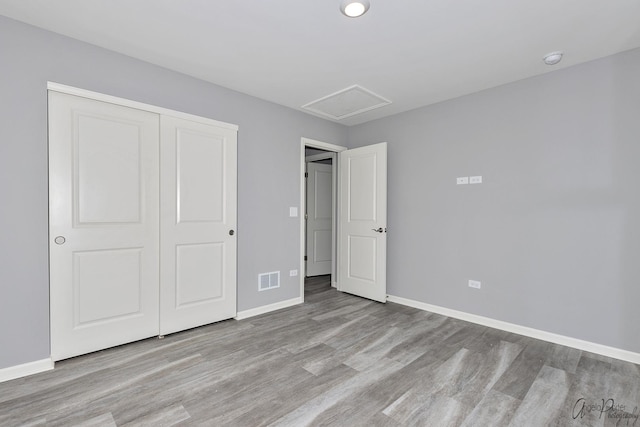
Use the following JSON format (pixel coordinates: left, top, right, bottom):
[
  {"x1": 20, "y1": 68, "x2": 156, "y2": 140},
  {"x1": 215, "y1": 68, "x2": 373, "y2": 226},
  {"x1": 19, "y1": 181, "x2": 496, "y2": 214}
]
[
  {"x1": 289, "y1": 269, "x2": 298, "y2": 277},
  {"x1": 468, "y1": 280, "x2": 481, "y2": 289},
  {"x1": 457, "y1": 177, "x2": 469, "y2": 185},
  {"x1": 470, "y1": 176, "x2": 483, "y2": 184}
]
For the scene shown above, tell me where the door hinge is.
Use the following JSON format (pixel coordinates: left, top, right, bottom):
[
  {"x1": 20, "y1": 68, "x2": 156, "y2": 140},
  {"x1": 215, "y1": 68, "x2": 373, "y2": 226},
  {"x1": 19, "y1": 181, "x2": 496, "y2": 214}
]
[
  {"x1": 305, "y1": 172, "x2": 308, "y2": 178},
  {"x1": 305, "y1": 213, "x2": 308, "y2": 220},
  {"x1": 304, "y1": 256, "x2": 308, "y2": 261}
]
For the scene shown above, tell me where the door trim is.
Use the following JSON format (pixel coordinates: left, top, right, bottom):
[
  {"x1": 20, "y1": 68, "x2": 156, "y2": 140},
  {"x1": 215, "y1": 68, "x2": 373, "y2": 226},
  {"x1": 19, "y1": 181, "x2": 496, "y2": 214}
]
[{"x1": 300, "y1": 138, "x2": 347, "y2": 301}]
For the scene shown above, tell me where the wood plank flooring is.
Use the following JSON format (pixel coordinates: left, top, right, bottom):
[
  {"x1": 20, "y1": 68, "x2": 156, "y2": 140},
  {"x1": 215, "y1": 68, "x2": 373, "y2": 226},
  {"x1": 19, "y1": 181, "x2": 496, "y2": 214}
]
[{"x1": 1, "y1": 275, "x2": 639, "y2": 426}]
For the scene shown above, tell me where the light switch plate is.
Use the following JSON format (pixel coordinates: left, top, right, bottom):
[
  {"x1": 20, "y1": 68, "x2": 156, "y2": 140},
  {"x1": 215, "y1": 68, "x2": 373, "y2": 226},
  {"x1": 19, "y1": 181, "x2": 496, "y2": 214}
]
[
  {"x1": 468, "y1": 280, "x2": 481, "y2": 289},
  {"x1": 470, "y1": 176, "x2": 483, "y2": 184},
  {"x1": 457, "y1": 177, "x2": 469, "y2": 185},
  {"x1": 289, "y1": 207, "x2": 298, "y2": 217}
]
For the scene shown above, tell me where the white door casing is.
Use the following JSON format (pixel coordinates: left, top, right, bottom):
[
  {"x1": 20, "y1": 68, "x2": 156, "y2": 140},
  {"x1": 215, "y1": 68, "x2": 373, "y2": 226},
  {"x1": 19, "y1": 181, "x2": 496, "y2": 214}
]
[
  {"x1": 49, "y1": 91, "x2": 160, "y2": 361},
  {"x1": 159, "y1": 116, "x2": 237, "y2": 335},
  {"x1": 338, "y1": 142, "x2": 387, "y2": 303},
  {"x1": 305, "y1": 162, "x2": 332, "y2": 277}
]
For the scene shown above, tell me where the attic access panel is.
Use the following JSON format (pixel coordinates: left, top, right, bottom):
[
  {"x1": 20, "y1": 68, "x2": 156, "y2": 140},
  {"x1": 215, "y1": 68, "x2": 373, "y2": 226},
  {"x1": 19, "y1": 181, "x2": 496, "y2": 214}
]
[{"x1": 302, "y1": 85, "x2": 391, "y2": 120}]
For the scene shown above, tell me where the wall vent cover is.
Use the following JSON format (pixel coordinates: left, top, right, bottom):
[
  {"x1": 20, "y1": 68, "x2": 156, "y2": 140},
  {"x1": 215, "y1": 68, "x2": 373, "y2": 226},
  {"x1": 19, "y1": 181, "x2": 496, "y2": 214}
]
[
  {"x1": 302, "y1": 85, "x2": 391, "y2": 120},
  {"x1": 258, "y1": 271, "x2": 280, "y2": 291}
]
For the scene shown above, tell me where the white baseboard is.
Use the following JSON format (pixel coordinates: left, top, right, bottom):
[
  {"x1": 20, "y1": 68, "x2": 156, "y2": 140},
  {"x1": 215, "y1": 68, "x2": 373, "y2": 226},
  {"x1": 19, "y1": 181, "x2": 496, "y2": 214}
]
[
  {"x1": 387, "y1": 295, "x2": 640, "y2": 365},
  {"x1": 235, "y1": 297, "x2": 303, "y2": 320},
  {"x1": 0, "y1": 358, "x2": 54, "y2": 383}
]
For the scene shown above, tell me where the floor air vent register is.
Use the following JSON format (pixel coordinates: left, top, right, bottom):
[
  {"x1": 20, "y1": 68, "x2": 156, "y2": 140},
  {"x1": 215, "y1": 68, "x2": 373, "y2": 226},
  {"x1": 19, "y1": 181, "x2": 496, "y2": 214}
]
[{"x1": 258, "y1": 271, "x2": 280, "y2": 291}]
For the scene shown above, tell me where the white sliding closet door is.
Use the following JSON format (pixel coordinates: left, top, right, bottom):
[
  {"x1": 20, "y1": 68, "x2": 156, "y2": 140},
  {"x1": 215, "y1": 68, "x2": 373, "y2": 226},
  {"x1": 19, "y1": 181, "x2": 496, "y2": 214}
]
[
  {"x1": 49, "y1": 92, "x2": 160, "y2": 361},
  {"x1": 159, "y1": 116, "x2": 237, "y2": 335},
  {"x1": 49, "y1": 85, "x2": 238, "y2": 361}
]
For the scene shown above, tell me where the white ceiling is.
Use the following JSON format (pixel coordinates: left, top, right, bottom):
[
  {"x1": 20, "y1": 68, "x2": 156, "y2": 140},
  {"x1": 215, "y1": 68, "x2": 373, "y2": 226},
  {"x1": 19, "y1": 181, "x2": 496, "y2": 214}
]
[{"x1": 1, "y1": 0, "x2": 640, "y2": 126}]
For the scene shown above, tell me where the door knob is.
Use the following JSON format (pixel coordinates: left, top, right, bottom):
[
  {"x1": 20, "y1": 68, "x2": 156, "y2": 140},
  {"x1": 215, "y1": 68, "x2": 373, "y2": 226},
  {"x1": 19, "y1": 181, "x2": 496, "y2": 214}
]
[
  {"x1": 372, "y1": 227, "x2": 384, "y2": 233},
  {"x1": 229, "y1": 230, "x2": 235, "y2": 236},
  {"x1": 54, "y1": 236, "x2": 66, "y2": 245}
]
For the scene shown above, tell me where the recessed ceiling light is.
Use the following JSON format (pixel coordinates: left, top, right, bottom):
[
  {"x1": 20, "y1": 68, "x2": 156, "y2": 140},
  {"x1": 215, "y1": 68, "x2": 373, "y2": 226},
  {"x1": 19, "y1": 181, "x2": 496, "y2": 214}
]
[
  {"x1": 340, "y1": 0, "x2": 370, "y2": 18},
  {"x1": 543, "y1": 51, "x2": 563, "y2": 65}
]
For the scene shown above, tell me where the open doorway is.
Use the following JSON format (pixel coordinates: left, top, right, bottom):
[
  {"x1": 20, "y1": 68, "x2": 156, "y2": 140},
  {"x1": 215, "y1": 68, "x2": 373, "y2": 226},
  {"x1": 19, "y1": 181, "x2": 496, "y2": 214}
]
[
  {"x1": 300, "y1": 138, "x2": 388, "y2": 304},
  {"x1": 299, "y1": 138, "x2": 347, "y2": 302},
  {"x1": 305, "y1": 149, "x2": 334, "y2": 283}
]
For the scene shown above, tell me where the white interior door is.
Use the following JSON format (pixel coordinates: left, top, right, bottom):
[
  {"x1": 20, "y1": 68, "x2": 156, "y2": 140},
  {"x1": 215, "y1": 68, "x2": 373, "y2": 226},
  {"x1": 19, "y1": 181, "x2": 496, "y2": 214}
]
[
  {"x1": 338, "y1": 142, "x2": 387, "y2": 303},
  {"x1": 159, "y1": 116, "x2": 237, "y2": 336},
  {"x1": 306, "y1": 162, "x2": 332, "y2": 277},
  {"x1": 49, "y1": 91, "x2": 160, "y2": 361}
]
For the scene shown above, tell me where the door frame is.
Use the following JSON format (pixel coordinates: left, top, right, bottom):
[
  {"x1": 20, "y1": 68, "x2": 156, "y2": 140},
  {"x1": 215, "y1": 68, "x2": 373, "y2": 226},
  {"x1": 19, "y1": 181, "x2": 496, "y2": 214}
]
[{"x1": 299, "y1": 137, "x2": 347, "y2": 301}]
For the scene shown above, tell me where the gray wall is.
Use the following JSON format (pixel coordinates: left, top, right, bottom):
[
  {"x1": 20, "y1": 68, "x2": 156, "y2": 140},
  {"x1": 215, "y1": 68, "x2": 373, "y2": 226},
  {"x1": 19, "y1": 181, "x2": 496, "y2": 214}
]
[
  {"x1": 0, "y1": 16, "x2": 347, "y2": 369},
  {"x1": 348, "y1": 47, "x2": 640, "y2": 353}
]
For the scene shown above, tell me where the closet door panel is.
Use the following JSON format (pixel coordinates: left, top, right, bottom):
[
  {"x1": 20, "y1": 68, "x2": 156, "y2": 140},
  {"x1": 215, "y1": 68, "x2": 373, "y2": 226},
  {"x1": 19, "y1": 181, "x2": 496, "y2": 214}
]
[
  {"x1": 160, "y1": 116, "x2": 237, "y2": 335},
  {"x1": 177, "y1": 132, "x2": 225, "y2": 223},
  {"x1": 175, "y1": 243, "x2": 224, "y2": 305},
  {"x1": 49, "y1": 91, "x2": 160, "y2": 361}
]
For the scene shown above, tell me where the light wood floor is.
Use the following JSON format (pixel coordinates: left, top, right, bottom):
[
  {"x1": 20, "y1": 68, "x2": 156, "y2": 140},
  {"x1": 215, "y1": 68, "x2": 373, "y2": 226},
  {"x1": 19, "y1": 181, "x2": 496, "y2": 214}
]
[{"x1": 1, "y1": 275, "x2": 639, "y2": 426}]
